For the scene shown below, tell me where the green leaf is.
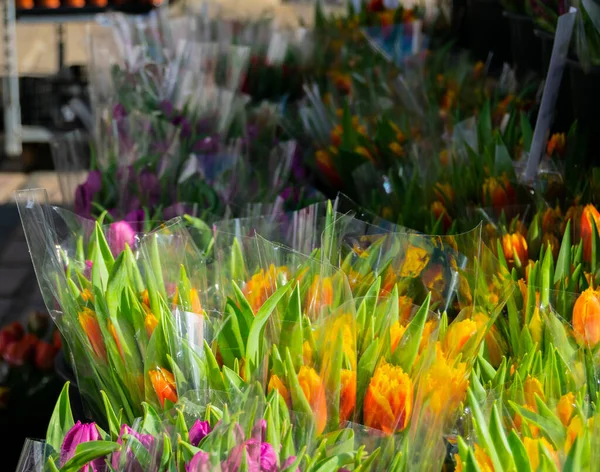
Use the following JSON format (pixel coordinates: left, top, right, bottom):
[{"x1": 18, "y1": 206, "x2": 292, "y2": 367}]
[
  {"x1": 490, "y1": 402, "x2": 515, "y2": 470},
  {"x1": 279, "y1": 284, "x2": 304, "y2": 370},
  {"x1": 61, "y1": 441, "x2": 119, "y2": 472},
  {"x1": 46, "y1": 382, "x2": 74, "y2": 453},
  {"x1": 520, "y1": 111, "x2": 533, "y2": 151},
  {"x1": 393, "y1": 292, "x2": 431, "y2": 372},
  {"x1": 101, "y1": 391, "x2": 121, "y2": 441},
  {"x1": 467, "y1": 389, "x2": 503, "y2": 472},
  {"x1": 245, "y1": 284, "x2": 290, "y2": 379},
  {"x1": 508, "y1": 431, "x2": 532, "y2": 472},
  {"x1": 141, "y1": 402, "x2": 162, "y2": 437},
  {"x1": 554, "y1": 221, "x2": 571, "y2": 285}
]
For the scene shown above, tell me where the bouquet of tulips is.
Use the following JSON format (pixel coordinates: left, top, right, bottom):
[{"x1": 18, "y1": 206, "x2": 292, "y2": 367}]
[{"x1": 16, "y1": 186, "x2": 518, "y2": 471}]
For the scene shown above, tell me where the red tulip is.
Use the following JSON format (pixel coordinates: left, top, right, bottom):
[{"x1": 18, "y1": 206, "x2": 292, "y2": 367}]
[
  {"x1": 3, "y1": 333, "x2": 38, "y2": 366},
  {"x1": 35, "y1": 341, "x2": 57, "y2": 371}
]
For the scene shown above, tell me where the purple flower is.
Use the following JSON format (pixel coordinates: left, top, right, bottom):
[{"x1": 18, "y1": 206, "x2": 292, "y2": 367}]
[
  {"x1": 186, "y1": 450, "x2": 211, "y2": 472},
  {"x1": 60, "y1": 421, "x2": 103, "y2": 470},
  {"x1": 74, "y1": 171, "x2": 102, "y2": 218},
  {"x1": 111, "y1": 425, "x2": 154, "y2": 472},
  {"x1": 113, "y1": 103, "x2": 127, "y2": 121},
  {"x1": 189, "y1": 420, "x2": 212, "y2": 447},
  {"x1": 108, "y1": 221, "x2": 136, "y2": 255},
  {"x1": 281, "y1": 456, "x2": 300, "y2": 472},
  {"x1": 159, "y1": 100, "x2": 175, "y2": 119},
  {"x1": 172, "y1": 115, "x2": 192, "y2": 139},
  {"x1": 290, "y1": 143, "x2": 307, "y2": 181},
  {"x1": 124, "y1": 209, "x2": 146, "y2": 233},
  {"x1": 84, "y1": 260, "x2": 93, "y2": 279},
  {"x1": 192, "y1": 136, "x2": 220, "y2": 154},
  {"x1": 163, "y1": 203, "x2": 189, "y2": 220},
  {"x1": 221, "y1": 439, "x2": 278, "y2": 472},
  {"x1": 138, "y1": 171, "x2": 161, "y2": 206},
  {"x1": 251, "y1": 419, "x2": 267, "y2": 441}
]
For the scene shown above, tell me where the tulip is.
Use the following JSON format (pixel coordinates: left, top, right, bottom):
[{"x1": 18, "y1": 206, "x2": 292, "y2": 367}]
[
  {"x1": 482, "y1": 175, "x2": 516, "y2": 214},
  {"x1": 364, "y1": 360, "x2": 413, "y2": 434},
  {"x1": 112, "y1": 424, "x2": 154, "y2": 471},
  {"x1": 79, "y1": 308, "x2": 106, "y2": 361},
  {"x1": 339, "y1": 369, "x2": 357, "y2": 423},
  {"x1": 268, "y1": 374, "x2": 291, "y2": 407},
  {"x1": 423, "y1": 344, "x2": 468, "y2": 415},
  {"x1": 144, "y1": 312, "x2": 159, "y2": 337},
  {"x1": 431, "y1": 201, "x2": 452, "y2": 232},
  {"x1": 243, "y1": 265, "x2": 289, "y2": 314},
  {"x1": 74, "y1": 171, "x2": 102, "y2": 218},
  {"x1": 35, "y1": 340, "x2": 57, "y2": 371},
  {"x1": 443, "y1": 319, "x2": 477, "y2": 358},
  {"x1": 60, "y1": 421, "x2": 102, "y2": 468},
  {"x1": 0, "y1": 322, "x2": 24, "y2": 356},
  {"x1": 3, "y1": 333, "x2": 38, "y2": 366},
  {"x1": 524, "y1": 437, "x2": 559, "y2": 471},
  {"x1": 502, "y1": 233, "x2": 528, "y2": 266},
  {"x1": 108, "y1": 221, "x2": 136, "y2": 256},
  {"x1": 547, "y1": 132, "x2": 566, "y2": 157},
  {"x1": 581, "y1": 204, "x2": 600, "y2": 263},
  {"x1": 565, "y1": 415, "x2": 587, "y2": 453},
  {"x1": 281, "y1": 456, "x2": 300, "y2": 472},
  {"x1": 454, "y1": 444, "x2": 494, "y2": 472},
  {"x1": 149, "y1": 368, "x2": 178, "y2": 407},
  {"x1": 298, "y1": 366, "x2": 328, "y2": 435},
  {"x1": 305, "y1": 276, "x2": 334, "y2": 317},
  {"x1": 221, "y1": 438, "x2": 278, "y2": 472},
  {"x1": 189, "y1": 420, "x2": 212, "y2": 447},
  {"x1": 524, "y1": 376, "x2": 545, "y2": 411},
  {"x1": 572, "y1": 288, "x2": 600, "y2": 347},
  {"x1": 315, "y1": 149, "x2": 342, "y2": 187},
  {"x1": 186, "y1": 451, "x2": 211, "y2": 472},
  {"x1": 433, "y1": 182, "x2": 455, "y2": 205},
  {"x1": 557, "y1": 392, "x2": 575, "y2": 427},
  {"x1": 53, "y1": 330, "x2": 62, "y2": 350}
]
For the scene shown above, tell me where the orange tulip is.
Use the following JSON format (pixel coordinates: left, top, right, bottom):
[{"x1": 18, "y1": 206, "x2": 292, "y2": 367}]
[
  {"x1": 542, "y1": 232, "x2": 560, "y2": 260},
  {"x1": 149, "y1": 368, "x2": 178, "y2": 407},
  {"x1": 443, "y1": 319, "x2": 477, "y2": 358},
  {"x1": 306, "y1": 276, "x2": 334, "y2": 317},
  {"x1": 557, "y1": 392, "x2": 575, "y2": 427},
  {"x1": 547, "y1": 133, "x2": 566, "y2": 157},
  {"x1": 581, "y1": 204, "x2": 600, "y2": 263},
  {"x1": 364, "y1": 360, "x2": 413, "y2": 434},
  {"x1": 339, "y1": 369, "x2": 356, "y2": 423},
  {"x1": 565, "y1": 415, "x2": 589, "y2": 453},
  {"x1": 482, "y1": 175, "x2": 516, "y2": 214},
  {"x1": 434, "y1": 182, "x2": 455, "y2": 205},
  {"x1": 298, "y1": 366, "x2": 328, "y2": 435},
  {"x1": 524, "y1": 437, "x2": 559, "y2": 471},
  {"x1": 431, "y1": 201, "x2": 452, "y2": 232},
  {"x1": 572, "y1": 288, "x2": 600, "y2": 347},
  {"x1": 502, "y1": 233, "x2": 528, "y2": 265},
  {"x1": 268, "y1": 374, "x2": 291, "y2": 407},
  {"x1": 524, "y1": 376, "x2": 545, "y2": 411},
  {"x1": 316, "y1": 149, "x2": 342, "y2": 187},
  {"x1": 390, "y1": 321, "x2": 407, "y2": 353},
  {"x1": 243, "y1": 265, "x2": 289, "y2": 314},
  {"x1": 455, "y1": 445, "x2": 494, "y2": 472},
  {"x1": 145, "y1": 312, "x2": 159, "y2": 337},
  {"x1": 108, "y1": 321, "x2": 125, "y2": 361},
  {"x1": 78, "y1": 308, "x2": 106, "y2": 361},
  {"x1": 541, "y1": 207, "x2": 561, "y2": 234}
]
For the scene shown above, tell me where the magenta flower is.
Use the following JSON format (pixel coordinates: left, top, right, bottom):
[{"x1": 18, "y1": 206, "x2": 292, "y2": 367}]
[
  {"x1": 74, "y1": 171, "x2": 102, "y2": 218},
  {"x1": 124, "y1": 209, "x2": 146, "y2": 233},
  {"x1": 108, "y1": 220, "x2": 136, "y2": 255},
  {"x1": 111, "y1": 424, "x2": 154, "y2": 472},
  {"x1": 189, "y1": 420, "x2": 212, "y2": 447},
  {"x1": 221, "y1": 439, "x2": 278, "y2": 472},
  {"x1": 186, "y1": 450, "x2": 211, "y2": 472},
  {"x1": 281, "y1": 456, "x2": 300, "y2": 471},
  {"x1": 60, "y1": 421, "x2": 103, "y2": 470}
]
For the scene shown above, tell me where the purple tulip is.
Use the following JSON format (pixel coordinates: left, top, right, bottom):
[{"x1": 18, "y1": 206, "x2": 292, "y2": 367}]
[
  {"x1": 221, "y1": 438, "x2": 278, "y2": 472},
  {"x1": 192, "y1": 136, "x2": 220, "y2": 154},
  {"x1": 124, "y1": 209, "x2": 146, "y2": 233},
  {"x1": 60, "y1": 421, "x2": 103, "y2": 469},
  {"x1": 251, "y1": 419, "x2": 267, "y2": 441},
  {"x1": 108, "y1": 220, "x2": 136, "y2": 255},
  {"x1": 290, "y1": 143, "x2": 307, "y2": 181},
  {"x1": 281, "y1": 456, "x2": 300, "y2": 472},
  {"x1": 159, "y1": 100, "x2": 175, "y2": 119},
  {"x1": 74, "y1": 171, "x2": 102, "y2": 218},
  {"x1": 186, "y1": 450, "x2": 211, "y2": 472},
  {"x1": 172, "y1": 115, "x2": 192, "y2": 139},
  {"x1": 84, "y1": 260, "x2": 93, "y2": 279},
  {"x1": 163, "y1": 203, "x2": 189, "y2": 220},
  {"x1": 189, "y1": 420, "x2": 212, "y2": 447},
  {"x1": 111, "y1": 425, "x2": 154, "y2": 472},
  {"x1": 138, "y1": 171, "x2": 161, "y2": 206},
  {"x1": 113, "y1": 103, "x2": 127, "y2": 121}
]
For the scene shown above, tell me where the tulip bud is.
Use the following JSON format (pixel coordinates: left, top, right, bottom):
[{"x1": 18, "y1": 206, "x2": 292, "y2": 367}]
[
  {"x1": 35, "y1": 340, "x2": 57, "y2": 371},
  {"x1": 189, "y1": 420, "x2": 212, "y2": 447},
  {"x1": 573, "y1": 288, "x2": 600, "y2": 347},
  {"x1": 3, "y1": 333, "x2": 38, "y2": 366},
  {"x1": 581, "y1": 204, "x2": 600, "y2": 263},
  {"x1": 149, "y1": 367, "x2": 178, "y2": 407},
  {"x1": 60, "y1": 421, "x2": 102, "y2": 467},
  {"x1": 108, "y1": 220, "x2": 136, "y2": 256},
  {"x1": 502, "y1": 233, "x2": 528, "y2": 267}
]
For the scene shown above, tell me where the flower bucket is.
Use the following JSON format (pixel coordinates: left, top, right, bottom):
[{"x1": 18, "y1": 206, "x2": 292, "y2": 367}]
[{"x1": 504, "y1": 11, "x2": 541, "y2": 76}]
